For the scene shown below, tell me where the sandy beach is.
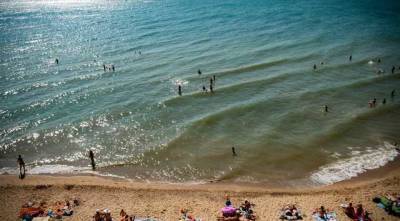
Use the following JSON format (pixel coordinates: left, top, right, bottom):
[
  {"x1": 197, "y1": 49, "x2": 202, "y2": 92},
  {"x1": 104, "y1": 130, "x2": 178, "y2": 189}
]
[{"x1": 1, "y1": 168, "x2": 400, "y2": 221}]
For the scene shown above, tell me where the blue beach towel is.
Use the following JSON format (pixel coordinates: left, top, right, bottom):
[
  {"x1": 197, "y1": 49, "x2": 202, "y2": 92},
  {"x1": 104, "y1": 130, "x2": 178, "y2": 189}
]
[{"x1": 312, "y1": 212, "x2": 337, "y2": 221}]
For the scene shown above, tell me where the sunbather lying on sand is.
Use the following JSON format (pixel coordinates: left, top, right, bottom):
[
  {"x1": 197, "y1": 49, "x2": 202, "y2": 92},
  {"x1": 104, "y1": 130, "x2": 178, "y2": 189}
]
[
  {"x1": 279, "y1": 204, "x2": 302, "y2": 220},
  {"x1": 341, "y1": 203, "x2": 371, "y2": 221}
]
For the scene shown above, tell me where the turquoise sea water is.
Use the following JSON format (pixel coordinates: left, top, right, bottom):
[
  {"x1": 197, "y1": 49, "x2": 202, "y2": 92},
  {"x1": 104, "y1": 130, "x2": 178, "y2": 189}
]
[{"x1": 1, "y1": 0, "x2": 400, "y2": 185}]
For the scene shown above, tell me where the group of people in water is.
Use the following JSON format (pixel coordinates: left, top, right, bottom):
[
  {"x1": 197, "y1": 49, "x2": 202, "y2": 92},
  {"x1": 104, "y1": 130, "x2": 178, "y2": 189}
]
[
  {"x1": 103, "y1": 64, "x2": 115, "y2": 72},
  {"x1": 178, "y1": 69, "x2": 216, "y2": 96}
]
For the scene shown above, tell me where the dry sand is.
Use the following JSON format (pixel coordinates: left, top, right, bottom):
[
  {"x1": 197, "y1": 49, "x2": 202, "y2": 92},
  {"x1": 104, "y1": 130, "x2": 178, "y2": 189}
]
[{"x1": 1, "y1": 169, "x2": 399, "y2": 221}]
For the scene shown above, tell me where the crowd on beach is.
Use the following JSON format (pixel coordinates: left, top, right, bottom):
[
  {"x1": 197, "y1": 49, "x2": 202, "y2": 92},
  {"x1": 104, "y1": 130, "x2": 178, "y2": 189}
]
[{"x1": 19, "y1": 198, "x2": 79, "y2": 221}]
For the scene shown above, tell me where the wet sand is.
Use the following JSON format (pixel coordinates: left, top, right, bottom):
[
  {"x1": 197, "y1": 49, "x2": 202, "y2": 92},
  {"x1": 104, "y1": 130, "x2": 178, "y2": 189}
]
[{"x1": 1, "y1": 168, "x2": 400, "y2": 221}]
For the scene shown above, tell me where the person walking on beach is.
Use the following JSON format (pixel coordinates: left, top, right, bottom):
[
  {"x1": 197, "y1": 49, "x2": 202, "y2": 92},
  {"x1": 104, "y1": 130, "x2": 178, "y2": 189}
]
[
  {"x1": 178, "y1": 85, "x2": 182, "y2": 96},
  {"x1": 349, "y1": 55, "x2": 352, "y2": 61},
  {"x1": 198, "y1": 69, "x2": 202, "y2": 75},
  {"x1": 89, "y1": 150, "x2": 96, "y2": 171},
  {"x1": 232, "y1": 146, "x2": 237, "y2": 157},
  {"x1": 17, "y1": 155, "x2": 25, "y2": 179}
]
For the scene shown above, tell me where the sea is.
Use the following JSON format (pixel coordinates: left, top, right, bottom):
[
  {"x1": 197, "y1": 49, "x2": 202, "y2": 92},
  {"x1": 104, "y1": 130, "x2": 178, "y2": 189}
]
[{"x1": 1, "y1": 0, "x2": 400, "y2": 186}]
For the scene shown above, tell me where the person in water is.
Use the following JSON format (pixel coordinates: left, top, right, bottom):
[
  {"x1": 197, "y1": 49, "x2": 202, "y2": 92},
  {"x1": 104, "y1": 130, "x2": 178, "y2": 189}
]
[
  {"x1": 210, "y1": 83, "x2": 213, "y2": 93},
  {"x1": 198, "y1": 69, "x2": 202, "y2": 75},
  {"x1": 55, "y1": 58, "x2": 59, "y2": 64},
  {"x1": 313, "y1": 64, "x2": 317, "y2": 70},
  {"x1": 202, "y1": 85, "x2": 207, "y2": 92},
  {"x1": 324, "y1": 105, "x2": 328, "y2": 113},
  {"x1": 391, "y1": 89, "x2": 395, "y2": 98},
  {"x1": 213, "y1": 75, "x2": 216, "y2": 82},
  {"x1": 103, "y1": 64, "x2": 106, "y2": 71},
  {"x1": 17, "y1": 155, "x2": 25, "y2": 179},
  {"x1": 377, "y1": 58, "x2": 381, "y2": 63},
  {"x1": 372, "y1": 98, "x2": 377, "y2": 107},
  {"x1": 89, "y1": 150, "x2": 96, "y2": 171},
  {"x1": 349, "y1": 55, "x2": 352, "y2": 61},
  {"x1": 392, "y1": 66, "x2": 396, "y2": 74},
  {"x1": 178, "y1": 85, "x2": 182, "y2": 96},
  {"x1": 232, "y1": 146, "x2": 237, "y2": 156},
  {"x1": 112, "y1": 65, "x2": 115, "y2": 72},
  {"x1": 382, "y1": 98, "x2": 386, "y2": 104}
]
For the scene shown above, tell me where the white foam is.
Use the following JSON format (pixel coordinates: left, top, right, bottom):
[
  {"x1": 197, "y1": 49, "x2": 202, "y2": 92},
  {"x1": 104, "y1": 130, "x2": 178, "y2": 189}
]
[
  {"x1": 310, "y1": 142, "x2": 398, "y2": 185},
  {"x1": 0, "y1": 164, "x2": 89, "y2": 175},
  {"x1": 0, "y1": 164, "x2": 128, "y2": 180}
]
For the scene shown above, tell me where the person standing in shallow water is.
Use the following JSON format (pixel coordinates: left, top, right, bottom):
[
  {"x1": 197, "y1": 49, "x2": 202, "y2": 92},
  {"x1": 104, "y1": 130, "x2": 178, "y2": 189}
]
[
  {"x1": 55, "y1": 58, "x2": 59, "y2": 64},
  {"x1": 17, "y1": 155, "x2": 25, "y2": 179},
  {"x1": 324, "y1": 105, "x2": 328, "y2": 113},
  {"x1": 349, "y1": 55, "x2": 352, "y2": 61},
  {"x1": 392, "y1": 66, "x2": 395, "y2": 74},
  {"x1": 232, "y1": 146, "x2": 237, "y2": 156},
  {"x1": 89, "y1": 150, "x2": 95, "y2": 171},
  {"x1": 198, "y1": 69, "x2": 202, "y2": 75},
  {"x1": 178, "y1": 85, "x2": 182, "y2": 96},
  {"x1": 313, "y1": 64, "x2": 317, "y2": 70}
]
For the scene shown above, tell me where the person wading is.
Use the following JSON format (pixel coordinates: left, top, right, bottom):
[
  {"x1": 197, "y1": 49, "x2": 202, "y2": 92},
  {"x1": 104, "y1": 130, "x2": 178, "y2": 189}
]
[
  {"x1": 17, "y1": 155, "x2": 25, "y2": 179},
  {"x1": 89, "y1": 150, "x2": 96, "y2": 171}
]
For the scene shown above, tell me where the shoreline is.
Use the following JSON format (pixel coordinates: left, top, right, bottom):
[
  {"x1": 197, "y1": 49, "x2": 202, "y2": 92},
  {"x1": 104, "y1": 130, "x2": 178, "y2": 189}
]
[{"x1": 1, "y1": 166, "x2": 400, "y2": 220}]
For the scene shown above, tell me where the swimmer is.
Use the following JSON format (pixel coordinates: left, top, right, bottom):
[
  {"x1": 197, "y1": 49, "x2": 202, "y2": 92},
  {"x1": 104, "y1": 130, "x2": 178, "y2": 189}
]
[
  {"x1": 313, "y1": 64, "x2": 317, "y2": 70},
  {"x1": 198, "y1": 69, "x2": 202, "y2": 75},
  {"x1": 232, "y1": 146, "x2": 237, "y2": 157},
  {"x1": 382, "y1": 98, "x2": 386, "y2": 104},
  {"x1": 178, "y1": 85, "x2": 182, "y2": 96},
  {"x1": 320, "y1": 61, "x2": 324, "y2": 65},
  {"x1": 349, "y1": 55, "x2": 352, "y2": 61}
]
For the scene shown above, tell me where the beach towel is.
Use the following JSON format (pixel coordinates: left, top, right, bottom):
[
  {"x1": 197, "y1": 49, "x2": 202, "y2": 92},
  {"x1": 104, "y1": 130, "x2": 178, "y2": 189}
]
[
  {"x1": 373, "y1": 196, "x2": 400, "y2": 217},
  {"x1": 134, "y1": 218, "x2": 159, "y2": 221},
  {"x1": 312, "y1": 212, "x2": 337, "y2": 221},
  {"x1": 32, "y1": 217, "x2": 50, "y2": 221}
]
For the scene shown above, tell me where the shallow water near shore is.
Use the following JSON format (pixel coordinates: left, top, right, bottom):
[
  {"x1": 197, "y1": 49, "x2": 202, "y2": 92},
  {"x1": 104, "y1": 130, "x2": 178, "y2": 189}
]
[{"x1": 1, "y1": 0, "x2": 400, "y2": 186}]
